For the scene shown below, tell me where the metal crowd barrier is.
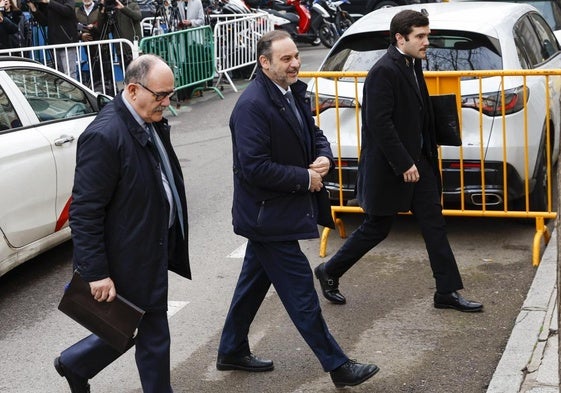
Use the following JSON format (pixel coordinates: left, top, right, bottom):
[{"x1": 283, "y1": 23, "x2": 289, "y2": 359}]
[
  {"x1": 0, "y1": 39, "x2": 138, "y2": 97},
  {"x1": 210, "y1": 12, "x2": 273, "y2": 92},
  {"x1": 139, "y1": 26, "x2": 222, "y2": 101},
  {"x1": 302, "y1": 70, "x2": 560, "y2": 266}
]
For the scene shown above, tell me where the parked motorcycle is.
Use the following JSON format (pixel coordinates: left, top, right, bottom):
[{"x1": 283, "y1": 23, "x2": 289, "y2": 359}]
[
  {"x1": 258, "y1": 0, "x2": 336, "y2": 47},
  {"x1": 310, "y1": 0, "x2": 358, "y2": 47}
]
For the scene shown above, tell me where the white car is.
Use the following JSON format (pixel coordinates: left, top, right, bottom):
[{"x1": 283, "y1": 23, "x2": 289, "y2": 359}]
[
  {"x1": 0, "y1": 57, "x2": 108, "y2": 278},
  {"x1": 309, "y1": 1, "x2": 561, "y2": 210},
  {"x1": 447, "y1": 0, "x2": 561, "y2": 44}
]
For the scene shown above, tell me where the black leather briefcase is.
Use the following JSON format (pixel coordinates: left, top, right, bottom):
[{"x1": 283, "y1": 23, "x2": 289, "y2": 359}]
[
  {"x1": 58, "y1": 272, "x2": 145, "y2": 353},
  {"x1": 431, "y1": 94, "x2": 463, "y2": 147}
]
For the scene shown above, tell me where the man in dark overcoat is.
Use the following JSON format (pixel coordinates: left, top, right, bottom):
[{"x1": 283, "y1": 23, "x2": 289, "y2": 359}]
[
  {"x1": 53, "y1": 54, "x2": 191, "y2": 393},
  {"x1": 314, "y1": 10, "x2": 483, "y2": 313},
  {"x1": 216, "y1": 30, "x2": 379, "y2": 389}
]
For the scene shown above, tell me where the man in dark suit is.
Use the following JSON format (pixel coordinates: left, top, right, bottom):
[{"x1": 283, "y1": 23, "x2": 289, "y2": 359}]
[
  {"x1": 314, "y1": 10, "x2": 483, "y2": 313},
  {"x1": 216, "y1": 30, "x2": 379, "y2": 389},
  {"x1": 54, "y1": 54, "x2": 191, "y2": 393}
]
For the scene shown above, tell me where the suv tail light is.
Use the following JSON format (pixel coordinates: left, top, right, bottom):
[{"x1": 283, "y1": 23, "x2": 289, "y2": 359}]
[
  {"x1": 461, "y1": 86, "x2": 528, "y2": 116},
  {"x1": 308, "y1": 93, "x2": 359, "y2": 116}
]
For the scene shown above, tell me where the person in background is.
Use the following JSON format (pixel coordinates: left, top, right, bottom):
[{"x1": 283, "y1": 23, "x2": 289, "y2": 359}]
[
  {"x1": 76, "y1": 0, "x2": 100, "y2": 42},
  {"x1": 216, "y1": 30, "x2": 379, "y2": 389},
  {"x1": 0, "y1": 5, "x2": 18, "y2": 51},
  {"x1": 28, "y1": 0, "x2": 79, "y2": 78},
  {"x1": 314, "y1": 10, "x2": 483, "y2": 313},
  {"x1": 97, "y1": 0, "x2": 141, "y2": 63},
  {"x1": 178, "y1": 0, "x2": 204, "y2": 29},
  {"x1": 53, "y1": 54, "x2": 191, "y2": 393},
  {"x1": 95, "y1": 0, "x2": 141, "y2": 94},
  {"x1": 0, "y1": 0, "x2": 25, "y2": 50},
  {"x1": 75, "y1": 0, "x2": 102, "y2": 90}
]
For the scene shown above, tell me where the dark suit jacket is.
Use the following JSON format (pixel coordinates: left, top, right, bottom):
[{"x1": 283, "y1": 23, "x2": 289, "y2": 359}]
[
  {"x1": 70, "y1": 93, "x2": 190, "y2": 312},
  {"x1": 357, "y1": 44, "x2": 440, "y2": 215},
  {"x1": 230, "y1": 69, "x2": 334, "y2": 241}
]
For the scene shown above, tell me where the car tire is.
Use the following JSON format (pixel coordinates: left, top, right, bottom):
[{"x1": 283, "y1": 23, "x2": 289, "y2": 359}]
[
  {"x1": 512, "y1": 130, "x2": 550, "y2": 214},
  {"x1": 528, "y1": 142, "x2": 548, "y2": 212}
]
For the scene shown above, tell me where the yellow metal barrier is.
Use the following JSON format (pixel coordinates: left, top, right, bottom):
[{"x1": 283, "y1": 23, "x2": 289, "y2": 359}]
[{"x1": 301, "y1": 70, "x2": 559, "y2": 266}]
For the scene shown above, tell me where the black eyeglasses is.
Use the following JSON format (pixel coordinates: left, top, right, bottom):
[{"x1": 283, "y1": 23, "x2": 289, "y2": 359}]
[{"x1": 137, "y1": 82, "x2": 175, "y2": 101}]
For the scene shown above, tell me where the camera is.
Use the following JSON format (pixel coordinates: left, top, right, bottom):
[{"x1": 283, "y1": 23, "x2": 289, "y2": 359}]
[
  {"x1": 0, "y1": 6, "x2": 4, "y2": 12},
  {"x1": 105, "y1": 0, "x2": 117, "y2": 11}
]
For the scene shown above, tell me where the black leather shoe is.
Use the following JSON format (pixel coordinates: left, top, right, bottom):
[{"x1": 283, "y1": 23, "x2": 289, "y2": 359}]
[
  {"x1": 314, "y1": 262, "x2": 346, "y2": 304},
  {"x1": 216, "y1": 353, "x2": 274, "y2": 372},
  {"x1": 330, "y1": 359, "x2": 379, "y2": 388},
  {"x1": 434, "y1": 291, "x2": 483, "y2": 312},
  {"x1": 54, "y1": 357, "x2": 91, "y2": 393}
]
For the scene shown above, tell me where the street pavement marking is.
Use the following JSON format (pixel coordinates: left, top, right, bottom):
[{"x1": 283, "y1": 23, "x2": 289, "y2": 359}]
[
  {"x1": 227, "y1": 241, "x2": 247, "y2": 258},
  {"x1": 167, "y1": 300, "x2": 190, "y2": 318}
]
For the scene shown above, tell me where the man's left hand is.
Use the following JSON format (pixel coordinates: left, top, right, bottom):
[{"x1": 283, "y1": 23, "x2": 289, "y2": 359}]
[{"x1": 309, "y1": 156, "x2": 330, "y2": 177}]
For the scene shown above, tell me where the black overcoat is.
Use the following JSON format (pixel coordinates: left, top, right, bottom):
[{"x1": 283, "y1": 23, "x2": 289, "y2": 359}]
[
  {"x1": 357, "y1": 44, "x2": 440, "y2": 215},
  {"x1": 69, "y1": 93, "x2": 190, "y2": 312}
]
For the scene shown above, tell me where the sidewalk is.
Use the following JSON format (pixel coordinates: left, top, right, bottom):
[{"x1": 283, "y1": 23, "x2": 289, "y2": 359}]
[{"x1": 487, "y1": 229, "x2": 559, "y2": 393}]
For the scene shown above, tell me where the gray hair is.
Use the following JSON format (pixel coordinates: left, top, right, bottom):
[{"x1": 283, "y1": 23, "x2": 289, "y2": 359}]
[{"x1": 124, "y1": 54, "x2": 166, "y2": 85}]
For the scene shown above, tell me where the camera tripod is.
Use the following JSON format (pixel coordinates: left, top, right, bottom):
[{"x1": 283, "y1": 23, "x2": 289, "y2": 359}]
[
  {"x1": 150, "y1": 0, "x2": 181, "y2": 35},
  {"x1": 99, "y1": 8, "x2": 122, "y2": 40},
  {"x1": 91, "y1": 9, "x2": 124, "y2": 95}
]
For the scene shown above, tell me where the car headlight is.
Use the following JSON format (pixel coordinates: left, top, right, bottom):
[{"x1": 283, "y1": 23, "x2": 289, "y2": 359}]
[{"x1": 461, "y1": 86, "x2": 528, "y2": 117}]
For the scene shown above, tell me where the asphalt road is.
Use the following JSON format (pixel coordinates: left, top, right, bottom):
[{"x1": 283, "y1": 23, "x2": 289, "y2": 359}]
[{"x1": 0, "y1": 43, "x2": 547, "y2": 393}]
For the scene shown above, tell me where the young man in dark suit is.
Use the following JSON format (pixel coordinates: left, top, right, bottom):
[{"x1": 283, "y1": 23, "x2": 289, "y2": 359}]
[{"x1": 315, "y1": 9, "x2": 483, "y2": 313}]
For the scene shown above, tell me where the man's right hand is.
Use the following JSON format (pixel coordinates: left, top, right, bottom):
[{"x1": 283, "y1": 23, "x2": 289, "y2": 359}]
[
  {"x1": 308, "y1": 169, "x2": 324, "y2": 192},
  {"x1": 403, "y1": 164, "x2": 420, "y2": 183},
  {"x1": 89, "y1": 277, "x2": 117, "y2": 302}
]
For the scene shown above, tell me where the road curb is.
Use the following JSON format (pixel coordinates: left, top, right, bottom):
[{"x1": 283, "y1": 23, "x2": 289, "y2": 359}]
[{"x1": 486, "y1": 229, "x2": 558, "y2": 393}]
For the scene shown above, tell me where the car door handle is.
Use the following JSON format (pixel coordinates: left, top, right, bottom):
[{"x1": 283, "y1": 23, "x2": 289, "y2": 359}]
[{"x1": 54, "y1": 135, "x2": 76, "y2": 146}]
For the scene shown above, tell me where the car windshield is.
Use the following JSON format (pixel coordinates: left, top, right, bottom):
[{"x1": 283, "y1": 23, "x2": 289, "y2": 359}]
[{"x1": 320, "y1": 30, "x2": 503, "y2": 81}]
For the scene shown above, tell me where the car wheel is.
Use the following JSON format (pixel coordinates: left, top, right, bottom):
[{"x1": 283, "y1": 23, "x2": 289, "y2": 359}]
[{"x1": 528, "y1": 143, "x2": 548, "y2": 212}]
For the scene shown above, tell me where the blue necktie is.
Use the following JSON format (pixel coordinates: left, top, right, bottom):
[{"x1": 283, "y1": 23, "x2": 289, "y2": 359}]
[
  {"x1": 285, "y1": 91, "x2": 304, "y2": 129},
  {"x1": 147, "y1": 124, "x2": 185, "y2": 238}
]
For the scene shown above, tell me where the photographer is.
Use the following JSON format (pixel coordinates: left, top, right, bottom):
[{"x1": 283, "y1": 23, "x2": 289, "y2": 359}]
[
  {"x1": 98, "y1": 0, "x2": 141, "y2": 59},
  {"x1": 0, "y1": 0, "x2": 29, "y2": 50},
  {"x1": 95, "y1": 0, "x2": 141, "y2": 94},
  {"x1": 0, "y1": 0, "x2": 20, "y2": 50},
  {"x1": 28, "y1": 0, "x2": 79, "y2": 78}
]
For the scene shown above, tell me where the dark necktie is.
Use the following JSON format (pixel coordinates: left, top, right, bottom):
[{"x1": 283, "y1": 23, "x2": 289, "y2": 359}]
[
  {"x1": 407, "y1": 57, "x2": 421, "y2": 93},
  {"x1": 146, "y1": 123, "x2": 185, "y2": 237},
  {"x1": 285, "y1": 91, "x2": 304, "y2": 129}
]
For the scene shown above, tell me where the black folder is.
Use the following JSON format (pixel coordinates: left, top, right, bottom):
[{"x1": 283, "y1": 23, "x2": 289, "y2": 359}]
[
  {"x1": 431, "y1": 94, "x2": 463, "y2": 146},
  {"x1": 58, "y1": 272, "x2": 145, "y2": 353}
]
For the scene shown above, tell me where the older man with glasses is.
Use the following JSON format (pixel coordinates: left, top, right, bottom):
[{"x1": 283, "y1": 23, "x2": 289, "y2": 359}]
[{"x1": 53, "y1": 54, "x2": 191, "y2": 393}]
